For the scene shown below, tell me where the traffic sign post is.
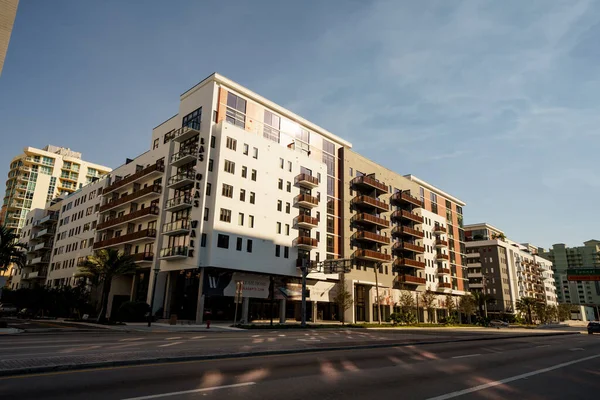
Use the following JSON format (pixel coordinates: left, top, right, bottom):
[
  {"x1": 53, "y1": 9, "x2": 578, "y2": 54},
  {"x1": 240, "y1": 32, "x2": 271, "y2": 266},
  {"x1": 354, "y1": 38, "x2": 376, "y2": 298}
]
[{"x1": 233, "y1": 281, "x2": 243, "y2": 325}]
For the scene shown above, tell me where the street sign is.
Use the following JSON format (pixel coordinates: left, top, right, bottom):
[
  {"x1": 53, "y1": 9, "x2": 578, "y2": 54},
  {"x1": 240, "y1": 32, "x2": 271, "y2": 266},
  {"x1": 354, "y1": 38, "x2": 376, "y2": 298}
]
[
  {"x1": 567, "y1": 268, "x2": 600, "y2": 281},
  {"x1": 234, "y1": 281, "x2": 244, "y2": 304}
]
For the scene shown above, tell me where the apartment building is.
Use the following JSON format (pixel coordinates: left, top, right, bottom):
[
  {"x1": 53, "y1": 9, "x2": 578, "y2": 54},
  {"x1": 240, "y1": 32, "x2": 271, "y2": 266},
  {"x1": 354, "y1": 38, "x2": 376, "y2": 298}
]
[
  {"x1": 465, "y1": 223, "x2": 556, "y2": 316},
  {"x1": 1, "y1": 145, "x2": 111, "y2": 234},
  {"x1": 0, "y1": 0, "x2": 19, "y2": 76},
  {"x1": 539, "y1": 240, "x2": 600, "y2": 308},
  {"x1": 339, "y1": 149, "x2": 467, "y2": 323}
]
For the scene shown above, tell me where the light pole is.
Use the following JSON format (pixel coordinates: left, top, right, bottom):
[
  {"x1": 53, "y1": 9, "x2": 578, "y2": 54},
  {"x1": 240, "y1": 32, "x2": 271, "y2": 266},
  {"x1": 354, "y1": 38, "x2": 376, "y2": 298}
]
[
  {"x1": 300, "y1": 259, "x2": 308, "y2": 327},
  {"x1": 147, "y1": 266, "x2": 159, "y2": 327}
]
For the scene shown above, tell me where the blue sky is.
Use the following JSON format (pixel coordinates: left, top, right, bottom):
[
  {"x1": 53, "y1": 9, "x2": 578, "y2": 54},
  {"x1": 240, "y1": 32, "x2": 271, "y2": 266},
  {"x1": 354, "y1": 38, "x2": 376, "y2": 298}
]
[{"x1": 1, "y1": 0, "x2": 599, "y2": 248}]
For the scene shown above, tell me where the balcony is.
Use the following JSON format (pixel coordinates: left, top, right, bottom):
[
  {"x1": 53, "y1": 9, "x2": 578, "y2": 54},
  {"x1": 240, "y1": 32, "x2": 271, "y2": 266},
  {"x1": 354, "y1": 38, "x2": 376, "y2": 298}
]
[
  {"x1": 468, "y1": 270, "x2": 483, "y2": 278},
  {"x1": 93, "y1": 228, "x2": 157, "y2": 250},
  {"x1": 392, "y1": 241, "x2": 425, "y2": 254},
  {"x1": 104, "y1": 162, "x2": 165, "y2": 194},
  {"x1": 100, "y1": 184, "x2": 162, "y2": 213},
  {"x1": 160, "y1": 245, "x2": 189, "y2": 259},
  {"x1": 467, "y1": 252, "x2": 480, "y2": 258},
  {"x1": 467, "y1": 262, "x2": 482, "y2": 267},
  {"x1": 351, "y1": 231, "x2": 391, "y2": 245},
  {"x1": 294, "y1": 194, "x2": 319, "y2": 208},
  {"x1": 434, "y1": 224, "x2": 447, "y2": 234},
  {"x1": 4, "y1": 222, "x2": 19, "y2": 229},
  {"x1": 436, "y1": 253, "x2": 450, "y2": 261},
  {"x1": 294, "y1": 173, "x2": 319, "y2": 189},
  {"x1": 393, "y1": 258, "x2": 426, "y2": 269},
  {"x1": 351, "y1": 213, "x2": 390, "y2": 229},
  {"x1": 170, "y1": 124, "x2": 201, "y2": 143},
  {"x1": 34, "y1": 241, "x2": 52, "y2": 251},
  {"x1": 351, "y1": 175, "x2": 388, "y2": 195},
  {"x1": 437, "y1": 282, "x2": 452, "y2": 290},
  {"x1": 165, "y1": 194, "x2": 193, "y2": 212},
  {"x1": 391, "y1": 209, "x2": 423, "y2": 224},
  {"x1": 293, "y1": 236, "x2": 318, "y2": 250},
  {"x1": 353, "y1": 249, "x2": 392, "y2": 262},
  {"x1": 293, "y1": 214, "x2": 319, "y2": 229},
  {"x1": 168, "y1": 171, "x2": 195, "y2": 189},
  {"x1": 436, "y1": 239, "x2": 449, "y2": 248},
  {"x1": 97, "y1": 206, "x2": 160, "y2": 231},
  {"x1": 469, "y1": 282, "x2": 483, "y2": 288},
  {"x1": 438, "y1": 267, "x2": 452, "y2": 275},
  {"x1": 130, "y1": 252, "x2": 154, "y2": 263},
  {"x1": 29, "y1": 255, "x2": 50, "y2": 265},
  {"x1": 163, "y1": 219, "x2": 191, "y2": 235},
  {"x1": 26, "y1": 270, "x2": 47, "y2": 279},
  {"x1": 391, "y1": 225, "x2": 424, "y2": 239},
  {"x1": 35, "y1": 228, "x2": 56, "y2": 238},
  {"x1": 396, "y1": 274, "x2": 426, "y2": 286},
  {"x1": 390, "y1": 191, "x2": 422, "y2": 208},
  {"x1": 39, "y1": 213, "x2": 58, "y2": 225},
  {"x1": 171, "y1": 146, "x2": 198, "y2": 167},
  {"x1": 351, "y1": 195, "x2": 389, "y2": 212}
]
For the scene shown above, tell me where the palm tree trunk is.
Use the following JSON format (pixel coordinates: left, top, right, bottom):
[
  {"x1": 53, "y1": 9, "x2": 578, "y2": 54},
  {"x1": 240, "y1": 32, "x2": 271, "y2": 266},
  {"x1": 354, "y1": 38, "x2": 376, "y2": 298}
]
[{"x1": 98, "y1": 277, "x2": 113, "y2": 323}]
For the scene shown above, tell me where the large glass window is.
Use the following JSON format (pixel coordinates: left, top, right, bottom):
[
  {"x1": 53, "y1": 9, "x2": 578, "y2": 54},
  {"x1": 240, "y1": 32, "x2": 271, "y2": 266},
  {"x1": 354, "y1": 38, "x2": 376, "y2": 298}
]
[
  {"x1": 322, "y1": 154, "x2": 335, "y2": 176},
  {"x1": 263, "y1": 110, "x2": 280, "y2": 143},
  {"x1": 182, "y1": 107, "x2": 202, "y2": 129},
  {"x1": 226, "y1": 93, "x2": 246, "y2": 128},
  {"x1": 322, "y1": 139, "x2": 334, "y2": 155}
]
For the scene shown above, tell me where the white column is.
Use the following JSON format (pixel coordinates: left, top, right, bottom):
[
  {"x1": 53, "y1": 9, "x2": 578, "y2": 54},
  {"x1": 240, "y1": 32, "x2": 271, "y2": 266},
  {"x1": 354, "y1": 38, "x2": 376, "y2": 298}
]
[
  {"x1": 195, "y1": 268, "x2": 205, "y2": 324},
  {"x1": 241, "y1": 297, "x2": 250, "y2": 323},
  {"x1": 279, "y1": 298, "x2": 286, "y2": 323},
  {"x1": 311, "y1": 301, "x2": 318, "y2": 323}
]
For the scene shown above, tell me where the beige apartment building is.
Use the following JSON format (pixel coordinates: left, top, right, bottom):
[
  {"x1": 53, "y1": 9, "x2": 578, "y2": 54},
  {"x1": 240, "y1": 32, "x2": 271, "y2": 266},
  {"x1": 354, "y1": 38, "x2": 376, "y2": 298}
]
[
  {"x1": 1, "y1": 145, "x2": 111, "y2": 234},
  {"x1": 0, "y1": 0, "x2": 18, "y2": 76}
]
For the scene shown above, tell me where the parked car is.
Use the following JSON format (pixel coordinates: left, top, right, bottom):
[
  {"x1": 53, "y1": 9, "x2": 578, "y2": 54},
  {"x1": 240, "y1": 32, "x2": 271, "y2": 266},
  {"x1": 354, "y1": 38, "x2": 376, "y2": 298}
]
[
  {"x1": 588, "y1": 322, "x2": 600, "y2": 334},
  {"x1": 489, "y1": 319, "x2": 509, "y2": 328},
  {"x1": 0, "y1": 303, "x2": 18, "y2": 316}
]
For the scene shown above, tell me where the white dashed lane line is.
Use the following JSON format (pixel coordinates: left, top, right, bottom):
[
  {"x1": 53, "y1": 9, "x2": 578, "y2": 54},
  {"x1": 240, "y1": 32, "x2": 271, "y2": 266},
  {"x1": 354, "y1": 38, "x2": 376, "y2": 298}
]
[{"x1": 158, "y1": 341, "x2": 184, "y2": 348}]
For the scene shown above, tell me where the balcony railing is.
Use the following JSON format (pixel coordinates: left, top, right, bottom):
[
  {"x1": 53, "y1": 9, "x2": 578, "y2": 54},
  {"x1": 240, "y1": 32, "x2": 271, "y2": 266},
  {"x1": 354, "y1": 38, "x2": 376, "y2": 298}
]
[
  {"x1": 393, "y1": 258, "x2": 426, "y2": 269},
  {"x1": 390, "y1": 191, "x2": 423, "y2": 207},
  {"x1": 436, "y1": 239, "x2": 449, "y2": 247},
  {"x1": 392, "y1": 241, "x2": 425, "y2": 254},
  {"x1": 391, "y1": 209, "x2": 423, "y2": 224},
  {"x1": 100, "y1": 184, "x2": 162, "y2": 212},
  {"x1": 159, "y1": 245, "x2": 189, "y2": 259},
  {"x1": 438, "y1": 282, "x2": 452, "y2": 289},
  {"x1": 168, "y1": 170, "x2": 195, "y2": 188},
  {"x1": 166, "y1": 123, "x2": 201, "y2": 143},
  {"x1": 294, "y1": 173, "x2": 319, "y2": 188},
  {"x1": 170, "y1": 146, "x2": 198, "y2": 166},
  {"x1": 351, "y1": 213, "x2": 390, "y2": 228},
  {"x1": 130, "y1": 252, "x2": 154, "y2": 263},
  {"x1": 391, "y1": 225, "x2": 424, "y2": 239},
  {"x1": 294, "y1": 194, "x2": 319, "y2": 207},
  {"x1": 164, "y1": 194, "x2": 193, "y2": 211},
  {"x1": 351, "y1": 175, "x2": 388, "y2": 194},
  {"x1": 353, "y1": 249, "x2": 392, "y2": 262},
  {"x1": 163, "y1": 219, "x2": 191, "y2": 235},
  {"x1": 293, "y1": 236, "x2": 318, "y2": 248},
  {"x1": 104, "y1": 162, "x2": 164, "y2": 194},
  {"x1": 438, "y1": 267, "x2": 452, "y2": 275},
  {"x1": 93, "y1": 229, "x2": 157, "y2": 250},
  {"x1": 293, "y1": 214, "x2": 319, "y2": 228},
  {"x1": 434, "y1": 224, "x2": 447, "y2": 233},
  {"x1": 396, "y1": 274, "x2": 426, "y2": 285},
  {"x1": 97, "y1": 206, "x2": 159, "y2": 230},
  {"x1": 351, "y1": 195, "x2": 389, "y2": 212},
  {"x1": 351, "y1": 231, "x2": 391, "y2": 245},
  {"x1": 436, "y1": 253, "x2": 450, "y2": 260}
]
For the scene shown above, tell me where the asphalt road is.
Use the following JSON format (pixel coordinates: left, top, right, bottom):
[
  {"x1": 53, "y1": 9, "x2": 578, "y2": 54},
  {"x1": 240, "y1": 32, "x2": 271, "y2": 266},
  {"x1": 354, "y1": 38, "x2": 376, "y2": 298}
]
[{"x1": 1, "y1": 333, "x2": 598, "y2": 399}]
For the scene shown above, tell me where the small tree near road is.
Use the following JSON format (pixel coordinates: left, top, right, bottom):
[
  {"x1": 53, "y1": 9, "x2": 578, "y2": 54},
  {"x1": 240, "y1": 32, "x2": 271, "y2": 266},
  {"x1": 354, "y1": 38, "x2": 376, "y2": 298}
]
[
  {"x1": 459, "y1": 294, "x2": 476, "y2": 324},
  {"x1": 334, "y1": 273, "x2": 354, "y2": 325},
  {"x1": 516, "y1": 297, "x2": 537, "y2": 325},
  {"x1": 392, "y1": 290, "x2": 417, "y2": 324},
  {"x1": 0, "y1": 226, "x2": 26, "y2": 274},
  {"x1": 445, "y1": 294, "x2": 456, "y2": 323},
  {"x1": 557, "y1": 303, "x2": 574, "y2": 322},
  {"x1": 420, "y1": 290, "x2": 437, "y2": 323}
]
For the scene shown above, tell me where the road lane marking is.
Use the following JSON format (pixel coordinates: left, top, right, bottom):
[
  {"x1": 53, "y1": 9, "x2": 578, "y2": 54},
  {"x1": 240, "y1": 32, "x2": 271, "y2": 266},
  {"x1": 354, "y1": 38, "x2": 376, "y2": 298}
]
[
  {"x1": 120, "y1": 338, "x2": 144, "y2": 342},
  {"x1": 158, "y1": 341, "x2": 183, "y2": 348},
  {"x1": 451, "y1": 354, "x2": 481, "y2": 359},
  {"x1": 536, "y1": 345, "x2": 550, "y2": 348},
  {"x1": 120, "y1": 382, "x2": 256, "y2": 399},
  {"x1": 191, "y1": 336, "x2": 205, "y2": 339},
  {"x1": 570, "y1": 348, "x2": 584, "y2": 351},
  {"x1": 426, "y1": 353, "x2": 600, "y2": 400},
  {"x1": 165, "y1": 337, "x2": 182, "y2": 340}
]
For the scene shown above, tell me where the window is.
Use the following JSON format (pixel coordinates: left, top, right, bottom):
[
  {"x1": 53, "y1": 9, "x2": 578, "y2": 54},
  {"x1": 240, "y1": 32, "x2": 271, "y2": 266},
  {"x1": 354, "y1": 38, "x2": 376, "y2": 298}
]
[
  {"x1": 247, "y1": 239, "x2": 253, "y2": 253},
  {"x1": 224, "y1": 160, "x2": 235, "y2": 174},
  {"x1": 284, "y1": 246, "x2": 289, "y2": 258},
  {"x1": 204, "y1": 207, "x2": 209, "y2": 221},
  {"x1": 286, "y1": 181, "x2": 291, "y2": 192},
  {"x1": 222, "y1": 184, "x2": 233, "y2": 198},
  {"x1": 286, "y1": 202, "x2": 290, "y2": 214},
  {"x1": 253, "y1": 147, "x2": 258, "y2": 159},
  {"x1": 349, "y1": 167, "x2": 353, "y2": 177},
  {"x1": 206, "y1": 182, "x2": 212, "y2": 196},
  {"x1": 280, "y1": 158, "x2": 284, "y2": 169},
  {"x1": 243, "y1": 144, "x2": 249, "y2": 155},
  {"x1": 264, "y1": 110, "x2": 280, "y2": 143},
  {"x1": 241, "y1": 166, "x2": 247, "y2": 178},
  {"x1": 249, "y1": 215, "x2": 255, "y2": 228},
  {"x1": 250, "y1": 192, "x2": 255, "y2": 204},
  {"x1": 251, "y1": 169, "x2": 257, "y2": 181},
  {"x1": 240, "y1": 189, "x2": 246, "y2": 202},
  {"x1": 201, "y1": 233, "x2": 207, "y2": 247},
  {"x1": 208, "y1": 159, "x2": 214, "y2": 172},
  {"x1": 278, "y1": 179, "x2": 283, "y2": 190},
  {"x1": 226, "y1": 93, "x2": 246, "y2": 128},
  {"x1": 236, "y1": 237, "x2": 243, "y2": 251},
  {"x1": 276, "y1": 222, "x2": 282, "y2": 234},
  {"x1": 226, "y1": 137, "x2": 237, "y2": 151},
  {"x1": 238, "y1": 213, "x2": 244, "y2": 226},
  {"x1": 153, "y1": 138, "x2": 159, "y2": 149},
  {"x1": 211, "y1": 135, "x2": 216, "y2": 148},
  {"x1": 275, "y1": 245, "x2": 281, "y2": 257},
  {"x1": 182, "y1": 107, "x2": 202, "y2": 129},
  {"x1": 277, "y1": 200, "x2": 282, "y2": 211},
  {"x1": 217, "y1": 234, "x2": 230, "y2": 249},
  {"x1": 220, "y1": 208, "x2": 232, "y2": 223},
  {"x1": 285, "y1": 224, "x2": 290, "y2": 236},
  {"x1": 288, "y1": 161, "x2": 292, "y2": 172}
]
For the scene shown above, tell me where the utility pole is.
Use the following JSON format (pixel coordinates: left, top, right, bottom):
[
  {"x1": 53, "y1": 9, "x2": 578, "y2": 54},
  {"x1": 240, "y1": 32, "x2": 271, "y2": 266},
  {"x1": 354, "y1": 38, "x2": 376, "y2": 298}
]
[
  {"x1": 374, "y1": 262, "x2": 382, "y2": 324},
  {"x1": 301, "y1": 258, "x2": 308, "y2": 327}
]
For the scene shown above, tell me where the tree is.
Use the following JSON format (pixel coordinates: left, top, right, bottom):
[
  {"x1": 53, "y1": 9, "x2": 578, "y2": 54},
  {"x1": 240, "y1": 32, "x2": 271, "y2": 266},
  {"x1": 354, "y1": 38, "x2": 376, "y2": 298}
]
[
  {"x1": 459, "y1": 294, "x2": 476, "y2": 324},
  {"x1": 334, "y1": 273, "x2": 353, "y2": 325},
  {"x1": 445, "y1": 294, "x2": 456, "y2": 322},
  {"x1": 557, "y1": 303, "x2": 574, "y2": 321},
  {"x1": 420, "y1": 290, "x2": 437, "y2": 323},
  {"x1": 77, "y1": 249, "x2": 137, "y2": 322},
  {"x1": 392, "y1": 291, "x2": 417, "y2": 324},
  {"x1": 0, "y1": 225, "x2": 26, "y2": 274},
  {"x1": 472, "y1": 291, "x2": 493, "y2": 317},
  {"x1": 516, "y1": 297, "x2": 537, "y2": 325}
]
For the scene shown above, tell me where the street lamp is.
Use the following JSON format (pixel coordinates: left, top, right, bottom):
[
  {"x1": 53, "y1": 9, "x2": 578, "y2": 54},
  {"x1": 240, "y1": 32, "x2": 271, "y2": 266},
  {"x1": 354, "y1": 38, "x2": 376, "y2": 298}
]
[{"x1": 147, "y1": 265, "x2": 159, "y2": 327}]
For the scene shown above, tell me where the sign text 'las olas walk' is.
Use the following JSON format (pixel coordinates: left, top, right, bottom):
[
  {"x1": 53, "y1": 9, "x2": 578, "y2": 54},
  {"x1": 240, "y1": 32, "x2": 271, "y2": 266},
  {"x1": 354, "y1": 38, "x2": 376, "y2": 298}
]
[{"x1": 188, "y1": 137, "x2": 206, "y2": 258}]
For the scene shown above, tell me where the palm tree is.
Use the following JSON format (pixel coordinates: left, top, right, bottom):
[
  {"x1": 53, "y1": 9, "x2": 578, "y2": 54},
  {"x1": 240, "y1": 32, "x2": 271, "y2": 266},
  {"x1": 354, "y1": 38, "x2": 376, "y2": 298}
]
[
  {"x1": 516, "y1": 297, "x2": 537, "y2": 325},
  {"x1": 77, "y1": 249, "x2": 137, "y2": 322},
  {"x1": 0, "y1": 225, "x2": 26, "y2": 274},
  {"x1": 471, "y1": 291, "x2": 493, "y2": 317}
]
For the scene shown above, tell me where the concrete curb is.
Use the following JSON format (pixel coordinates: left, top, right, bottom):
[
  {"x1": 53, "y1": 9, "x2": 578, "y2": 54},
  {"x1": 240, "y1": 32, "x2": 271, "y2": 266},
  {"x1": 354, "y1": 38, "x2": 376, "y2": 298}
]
[{"x1": 0, "y1": 331, "x2": 578, "y2": 377}]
